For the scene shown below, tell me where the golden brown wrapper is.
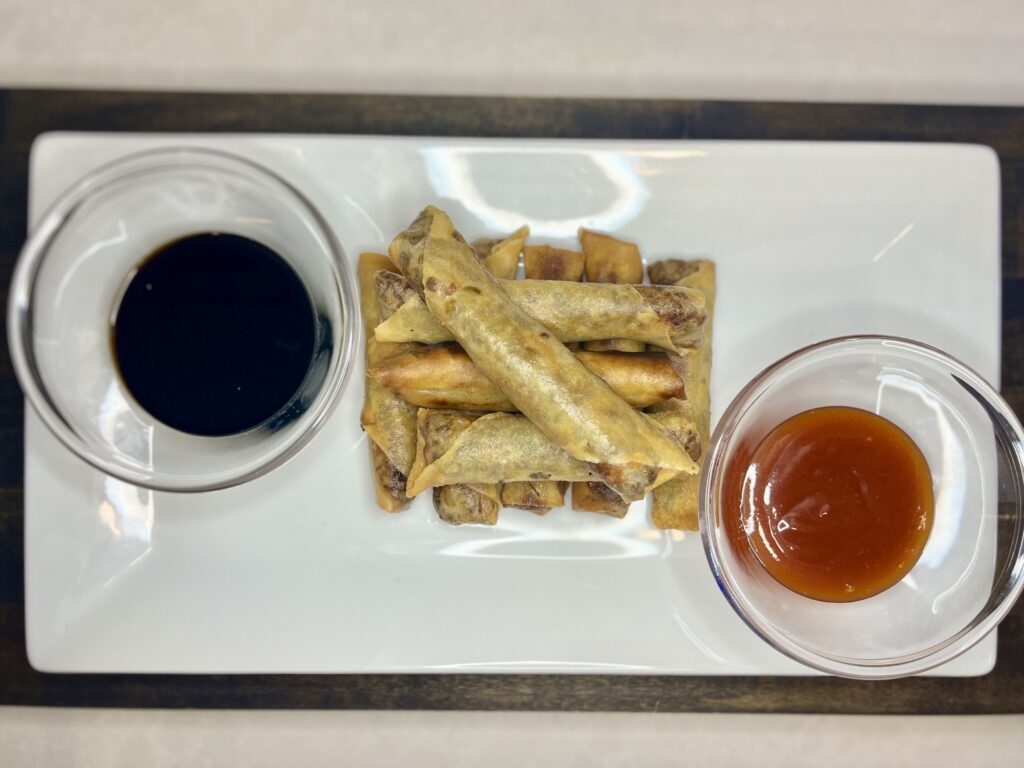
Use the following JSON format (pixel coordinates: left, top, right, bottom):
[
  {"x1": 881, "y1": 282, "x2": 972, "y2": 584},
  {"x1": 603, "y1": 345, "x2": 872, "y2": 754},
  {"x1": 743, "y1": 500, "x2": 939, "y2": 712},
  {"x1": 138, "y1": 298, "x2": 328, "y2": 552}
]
[
  {"x1": 504, "y1": 244, "x2": 585, "y2": 512},
  {"x1": 378, "y1": 242, "x2": 505, "y2": 522},
  {"x1": 522, "y1": 245, "x2": 585, "y2": 281},
  {"x1": 500, "y1": 481, "x2": 567, "y2": 515},
  {"x1": 373, "y1": 275, "x2": 705, "y2": 352},
  {"x1": 647, "y1": 260, "x2": 702, "y2": 287},
  {"x1": 390, "y1": 207, "x2": 697, "y2": 500},
  {"x1": 357, "y1": 253, "x2": 419, "y2": 512},
  {"x1": 579, "y1": 228, "x2": 646, "y2": 354},
  {"x1": 433, "y1": 484, "x2": 501, "y2": 525},
  {"x1": 571, "y1": 481, "x2": 629, "y2": 518},
  {"x1": 572, "y1": 408, "x2": 700, "y2": 519},
  {"x1": 651, "y1": 406, "x2": 702, "y2": 465},
  {"x1": 573, "y1": 229, "x2": 646, "y2": 511},
  {"x1": 369, "y1": 441, "x2": 408, "y2": 512},
  {"x1": 426, "y1": 228, "x2": 529, "y2": 524},
  {"x1": 408, "y1": 409, "x2": 699, "y2": 501},
  {"x1": 471, "y1": 226, "x2": 529, "y2": 280},
  {"x1": 367, "y1": 341, "x2": 685, "y2": 412},
  {"x1": 361, "y1": 375, "x2": 417, "y2": 471},
  {"x1": 413, "y1": 410, "x2": 500, "y2": 526},
  {"x1": 648, "y1": 260, "x2": 717, "y2": 530},
  {"x1": 407, "y1": 411, "x2": 602, "y2": 496},
  {"x1": 580, "y1": 229, "x2": 644, "y2": 283},
  {"x1": 387, "y1": 208, "x2": 460, "y2": 295}
]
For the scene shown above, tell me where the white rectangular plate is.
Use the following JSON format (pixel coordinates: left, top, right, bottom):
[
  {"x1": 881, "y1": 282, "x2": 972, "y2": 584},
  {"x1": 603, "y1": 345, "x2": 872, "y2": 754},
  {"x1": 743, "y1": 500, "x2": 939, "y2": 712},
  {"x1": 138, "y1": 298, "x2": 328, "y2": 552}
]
[{"x1": 24, "y1": 133, "x2": 1001, "y2": 675}]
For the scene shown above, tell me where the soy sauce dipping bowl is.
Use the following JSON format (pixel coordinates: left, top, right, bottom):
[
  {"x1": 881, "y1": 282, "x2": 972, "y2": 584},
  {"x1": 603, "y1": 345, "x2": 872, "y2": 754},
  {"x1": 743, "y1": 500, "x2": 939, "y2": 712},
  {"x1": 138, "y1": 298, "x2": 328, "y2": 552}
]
[
  {"x1": 8, "y1": 148, "x2": 356, "y2": 492},
  {"x1": 699, "y1": 336, "x2": 1024, "y2": 678}
]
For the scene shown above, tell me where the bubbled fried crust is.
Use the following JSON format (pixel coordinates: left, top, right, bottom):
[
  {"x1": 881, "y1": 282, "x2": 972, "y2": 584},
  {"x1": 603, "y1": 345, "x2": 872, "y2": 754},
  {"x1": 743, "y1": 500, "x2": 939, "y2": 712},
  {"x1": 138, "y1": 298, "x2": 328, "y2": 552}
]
[{"x1": 647, "y1": 259, "x2": 700, "y2": 286}]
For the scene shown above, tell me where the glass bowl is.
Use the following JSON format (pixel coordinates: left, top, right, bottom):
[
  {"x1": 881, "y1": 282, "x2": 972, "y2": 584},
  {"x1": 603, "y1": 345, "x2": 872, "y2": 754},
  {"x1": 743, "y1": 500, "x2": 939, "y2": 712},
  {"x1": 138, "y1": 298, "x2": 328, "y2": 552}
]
[
  {"x1": 7, "y1": 147, "x2": 357, "y2": 492},
  {"x1": 699, "y1": 336, "x2": 1024, "y2": 678}
]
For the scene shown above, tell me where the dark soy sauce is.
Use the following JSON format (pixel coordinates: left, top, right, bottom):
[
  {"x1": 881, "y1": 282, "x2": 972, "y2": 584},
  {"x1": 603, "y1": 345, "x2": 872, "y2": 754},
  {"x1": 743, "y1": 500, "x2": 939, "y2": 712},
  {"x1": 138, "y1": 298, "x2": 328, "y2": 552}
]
[{"x1": 113, "y1": 233, "x2": 317, "y2": 437}]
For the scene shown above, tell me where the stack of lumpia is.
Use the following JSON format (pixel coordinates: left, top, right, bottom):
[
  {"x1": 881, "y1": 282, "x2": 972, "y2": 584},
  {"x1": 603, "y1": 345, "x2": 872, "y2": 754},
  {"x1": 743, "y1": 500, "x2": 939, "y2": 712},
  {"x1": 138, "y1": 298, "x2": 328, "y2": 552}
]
[{"x1": 357, "y1": 204, "x2": 715, "y2": 529}]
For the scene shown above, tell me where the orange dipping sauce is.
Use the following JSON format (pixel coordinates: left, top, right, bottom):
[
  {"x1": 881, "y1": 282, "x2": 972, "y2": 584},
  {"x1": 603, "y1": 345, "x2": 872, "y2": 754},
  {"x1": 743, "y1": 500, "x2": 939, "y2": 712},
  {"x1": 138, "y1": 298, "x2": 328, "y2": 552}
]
[{"x1": 735, "y1": 406, "x2": 934, "y2": 602}]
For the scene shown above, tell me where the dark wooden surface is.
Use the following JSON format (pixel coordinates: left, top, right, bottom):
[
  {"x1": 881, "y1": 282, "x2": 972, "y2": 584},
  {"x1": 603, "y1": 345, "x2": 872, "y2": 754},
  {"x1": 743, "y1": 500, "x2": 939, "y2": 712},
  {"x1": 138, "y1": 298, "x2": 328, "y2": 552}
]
[{"x1": 1, "y1": 89, "x2": 1022, "y2": 712}]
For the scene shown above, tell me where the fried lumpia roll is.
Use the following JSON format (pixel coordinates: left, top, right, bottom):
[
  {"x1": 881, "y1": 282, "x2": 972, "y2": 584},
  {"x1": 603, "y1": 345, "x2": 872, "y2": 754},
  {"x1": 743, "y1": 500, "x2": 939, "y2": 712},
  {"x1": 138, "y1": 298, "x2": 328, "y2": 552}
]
[
  {"x1": 408, "y1": 411, "x2": 602, "y2": 496},
  {"x1": 503, "y1": 244, "x2": 585, "y2": 513},
  {"x1": 571, "y1": 406, "x2": 701, "y2": 518},
  {"x1": 433, "y1": 484, "x2": 501, "y2": 525},
  {"x1": 571, "y1": 481, "x2": 629, "y2": 518},
  {"x1": 414, "y1": 410, "x2": 500, "y2": 525},
  {"x1": 523, "y1": 245, "x2": 585, "y2": 281},
  {"x1": 500, "y1": 480, "x2": 568, "y2": 515},
  {"x1": 651, "y1": 405, "x2": 702, "y2": 465},
  {"x1": 472, "y1": 226, "x2": 529, "y2": 280},
  {"x1": 647, "y1": 259, "x2": 716, "y2": 530},
  {"x1": 429, "y1": 229, "x2": 530, "y2": 523},
  {"x1": 390, "y1": 207, "x2": 698, "y2": 500},
  {"x1": 423, "y1": 228, "x2": 529, "y2": 523},
  {"x1": 369, "y1": 441, "x2": 408, "y2": 507},
  {"x1": 373, "y1": 275, "x2": 705, "y2": 353},
  {"x1": 357, "y1": 253, "x2": 419, "y2": 512},
  {"x1": 647, "y1": 259, "x2": 703, "y2": 287},
  {"x1": 579, "y1": 229, "x2": 645, "y2": 353},
  {"x1": 409, "y1": 409, "x2": 700, "y2": 500},
  {"x1": 368, "y1": 347, "x2": 685, "y2": 411},
  {"x1": 573, "y1": 229, "x2": 645, "y2": 512}
]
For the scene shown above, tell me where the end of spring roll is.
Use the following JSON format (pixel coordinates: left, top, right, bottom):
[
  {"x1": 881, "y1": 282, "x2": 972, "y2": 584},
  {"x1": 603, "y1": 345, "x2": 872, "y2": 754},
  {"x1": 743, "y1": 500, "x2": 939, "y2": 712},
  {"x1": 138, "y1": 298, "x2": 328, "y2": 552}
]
[{"x1": 472, "y1": 226, "x2": 529, "y2": 280}]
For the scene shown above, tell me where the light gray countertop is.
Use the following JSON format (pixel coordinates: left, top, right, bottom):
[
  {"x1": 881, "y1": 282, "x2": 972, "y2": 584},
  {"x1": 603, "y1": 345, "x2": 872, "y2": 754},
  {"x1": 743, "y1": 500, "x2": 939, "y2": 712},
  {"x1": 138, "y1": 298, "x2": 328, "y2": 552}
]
[
  {"x1": 2, "y1": 0, "x2": 1023, "y2": 105},
  {"x1": 3, "y1": 709, "x2": 1024, "y2": 767}
]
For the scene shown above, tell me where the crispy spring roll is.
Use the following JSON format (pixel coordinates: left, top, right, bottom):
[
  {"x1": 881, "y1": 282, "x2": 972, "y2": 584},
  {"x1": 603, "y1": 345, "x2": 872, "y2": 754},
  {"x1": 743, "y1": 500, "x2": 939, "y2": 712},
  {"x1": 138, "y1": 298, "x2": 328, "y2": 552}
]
[
  {"x1": 573, "y1": 230, "x2": 645, "y2": 514},
  {"x1": 430, "y1": 228, "x2": 529, "y2": 522},
  {"x1": 420, "y1": 229, "x2": 528, "y2": 524},
  {"x1": 572, "y1": 481, "x2": 629, "y2": 519},
  {"x1": 648, "y1": 260, "x2": 717, "y2": 531},
  {"x1": 652, "y1": 406, "x2": 702, "y2": 465},
  {"x1": 580, "y1": 229, "x2": 645, "y2": 354},
  {"x1": 648, "y1": 260, "x2": 702, "y2": 287},
  {"x1": 367, "y1": 341, "x2": 685, "y2": 412},
  {"x1": 414, "y1": 410, "x2": 500, "y2": 526},
  {"x1": 433, "y1": 484, "x2": 501, "y2": 525},
  {"x1": 358, "y1": 253, "x2": 419, "y2": 512},
  {"x1": 571, "y1": 403, "x2": 702, "y2": 520},
  {"x1": 369, "y1": 441, "x2": 407, "y2": 505},
  {"x1": 647, "y1": 398, "x2": 701, "y2": 530},
  {"x1": 502, "y1": 245, "x2": 585, "y2": 513},
  {"x1": 522, "y1": 243, "x2": 585, "y2": 352},
  {"x1": 522, "y1": 245, "x2": 585, "y2": 281},
  {"x1": 409, "y1": 409, "x2": 699, "y2": 499},
  {"x1": 390, "y1": 207, "x2": 697, "y2": 501},
  {"x1": 472, "y1": 226, "x2": 528, "y2": 280},
  {"x1": 500, "y1": 481, "x2": 568, "y2": 515},
  {"x1": 580, "y1": 229, "x2": 643, "y2": 283},
  {"x1": 373, "y1": 274, "x2": 705, "y2": 353},
  {"x1": 408, "y1": 411, "x2": 603, "y2": 495}
]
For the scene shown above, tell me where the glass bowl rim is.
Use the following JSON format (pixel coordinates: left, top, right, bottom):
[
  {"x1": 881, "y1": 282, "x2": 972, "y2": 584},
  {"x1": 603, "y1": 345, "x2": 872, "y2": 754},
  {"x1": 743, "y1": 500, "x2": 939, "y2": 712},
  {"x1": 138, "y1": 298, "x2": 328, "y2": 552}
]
[
  {"x1": 6, "y1": 145, "x2": 358, "y2": 492},
  {"x1": 698, "y1": 334, "x2": 1024, "y2": 678}
]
